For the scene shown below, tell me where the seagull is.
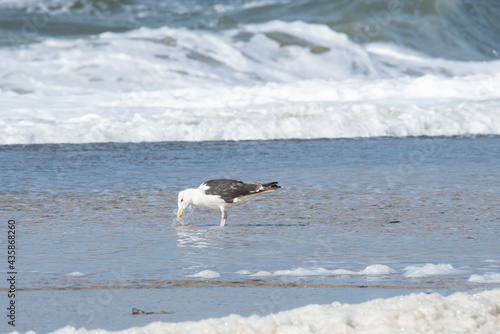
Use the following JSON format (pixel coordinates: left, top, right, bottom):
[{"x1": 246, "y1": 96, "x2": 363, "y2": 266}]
[{"x1": 177, "y1": 179, "x2": 281, "y2": 227}]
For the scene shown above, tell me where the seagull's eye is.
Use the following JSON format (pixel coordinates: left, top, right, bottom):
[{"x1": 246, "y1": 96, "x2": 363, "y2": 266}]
[{"x1": 180, "y1": 199, "x2": 184, "y2": 202}]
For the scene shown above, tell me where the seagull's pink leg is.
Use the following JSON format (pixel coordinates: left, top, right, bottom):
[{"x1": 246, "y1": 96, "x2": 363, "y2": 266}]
[{"x1": 220, "y1": 209, "x2": 227, "y2": 227}]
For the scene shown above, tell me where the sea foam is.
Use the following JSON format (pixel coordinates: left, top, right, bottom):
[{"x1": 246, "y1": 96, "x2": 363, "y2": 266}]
[
  {"x1": 1, "y1": 21, "x2": 500, "y2": 144},
  {"x1": 241, "y1": 265, "x2": 395, "y2": 277},
  {"x1": 188, "y1": 270, "x2": 221, "y2": 279},
  {"x1": 18, "y1": 289, "x2": 500, "y2": 334},
  {"x1": 403, "y1": 263, "x2": 467, "y2": 278},
  {"x1": 469, "y1": 273, "x2": 500, "y2": 284}
]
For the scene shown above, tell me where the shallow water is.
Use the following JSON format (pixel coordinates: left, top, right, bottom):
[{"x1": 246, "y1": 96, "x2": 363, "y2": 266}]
[{"x1": 1, "y1": 136, "x2": 499, "y2": 333}]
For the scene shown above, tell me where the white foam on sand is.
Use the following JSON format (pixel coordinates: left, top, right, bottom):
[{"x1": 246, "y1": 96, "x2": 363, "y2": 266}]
[
  {"x1": 22, "y1": 289, "x2": 500, "y2": 334},
  {"x1": 469, "y1": 273, "x2": 500, "y2": 284},
  {"x1": 188, "y1": 270, "x2": 221, "y2": 279},
  {"x1": 235, "y1": 270, "x2": 252, "y2": 275},
  {"x1": 403, "y1": 263, "x2": 467, "y2": 278},
  {"x1": 249, "y1": 270, "x2": 273, "y2": 277},
  {"x1": 66, "y1": 272, "x2": 85, "y2": 277},
  {"x1": 242, "y1": 265, "x2": 396, "y2": 277},
  {"x1": 359, "y1": 264, "x2": 397, "y2": 276}
]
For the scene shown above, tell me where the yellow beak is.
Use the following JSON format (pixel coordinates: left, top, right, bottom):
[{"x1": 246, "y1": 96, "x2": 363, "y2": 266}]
[{"x1": 177, "y1": 208, "x2": 183, "y2": 218}]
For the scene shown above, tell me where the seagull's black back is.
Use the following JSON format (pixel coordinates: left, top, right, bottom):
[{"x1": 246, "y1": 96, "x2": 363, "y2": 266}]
[{"x1": 203, "y1": 179, "x2": 280, "y2": 203}]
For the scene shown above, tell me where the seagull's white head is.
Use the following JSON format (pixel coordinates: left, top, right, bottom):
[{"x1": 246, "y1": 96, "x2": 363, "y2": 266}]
[{"x1": 177, "y1": 189, "x2": 195, "y2": 218}]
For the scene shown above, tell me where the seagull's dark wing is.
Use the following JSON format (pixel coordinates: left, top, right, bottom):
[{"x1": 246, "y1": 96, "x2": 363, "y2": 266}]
[{"x1": 202, "y1": 179, "x2": 280, "y2": 203}]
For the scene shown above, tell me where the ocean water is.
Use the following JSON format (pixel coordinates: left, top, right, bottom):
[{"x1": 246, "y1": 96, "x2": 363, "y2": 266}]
[
  {"x1": 1, "y1": 0, "x2": 500, "y2": 144},
  {"x1": 2, "y1": 137, "x2": 500, "y2": 333},
  {"x1": 1, "y1": 0, "x2": 500, "y2": 333}
]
